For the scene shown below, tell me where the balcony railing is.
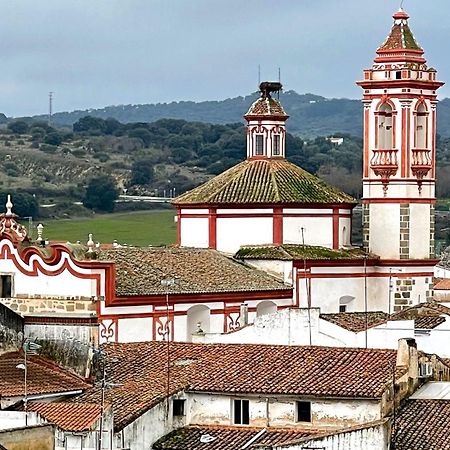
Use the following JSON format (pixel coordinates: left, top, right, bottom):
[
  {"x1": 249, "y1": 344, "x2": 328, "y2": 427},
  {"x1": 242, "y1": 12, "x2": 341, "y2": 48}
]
[
  {"x1": 370, "y1": 149, "x2": 399, "y2": 194},
  {"x1": 411, "y1": 148, "x2": 432, "y2": 193}
]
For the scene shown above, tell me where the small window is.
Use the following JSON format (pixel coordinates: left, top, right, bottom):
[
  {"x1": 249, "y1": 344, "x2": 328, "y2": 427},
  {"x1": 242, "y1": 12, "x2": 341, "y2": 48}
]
[
  {"x1": 173, "y1": 399, "x2": 185, "y2": 417},
  {"x1": 273, "y1": 135, "x2": 281, "y2": 156},
  {"x1": 233, "y1": 399, "x2": 250, "y2": 425},
  {"x1": 255, "y1": 135, "x2": 264, "y2": 156},
  {"x1": 396, "y1": 71, "x2": 402, "y2": 80},
  {"x1": 0, "y1": 275, "x2": 12, "y2": 298},
  {"x1": 339, "y1": 305, "x2": 347, "y2": 313},
  {"x1": 296, "y1": 401, "x2": 311, "y2": 422}
]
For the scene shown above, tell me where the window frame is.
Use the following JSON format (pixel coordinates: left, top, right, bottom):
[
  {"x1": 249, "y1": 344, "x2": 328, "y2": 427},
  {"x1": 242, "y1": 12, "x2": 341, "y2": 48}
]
[
  {"x1": 255, "y1": 134, "x2": 265, "y2": 156},
  {"x1": 296, "y1": 400, "x2": 312, "y2": 423},
  {"x1": 272, "y1": 134, "x2": 281, "y2": 156},
  {"x1": 0, "y1": 274, "x2": 12, "y2": 298},
  {"x1": 172, "y1": 399, "x2": 186, "y2": 417},
  {"x1": 233, "y1": 399, "x2": 250, "y2": 425}
]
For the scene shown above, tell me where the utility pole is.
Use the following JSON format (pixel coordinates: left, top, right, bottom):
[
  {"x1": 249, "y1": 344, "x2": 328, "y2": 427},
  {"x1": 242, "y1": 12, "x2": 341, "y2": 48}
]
[{"x1": 48, "y1": 92, "x2": 54, "y2": 126}]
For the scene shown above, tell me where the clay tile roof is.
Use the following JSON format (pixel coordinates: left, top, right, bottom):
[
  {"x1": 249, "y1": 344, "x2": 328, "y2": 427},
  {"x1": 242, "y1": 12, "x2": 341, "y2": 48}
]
[
  {"x1": 153, "y1": 426, "x2": 316, "y2": 450},
  {"x1": 27, "y1": 402, "x2": 102, "y2": 432},
  {"x1": 235, "y1": 245, "x2": 371, "y2": 261},
  {"x1": 390, "y1": 302, "x2": 450, "y2": 326},
  {"x1": 245, "y1": 96, "x2": 288, "y2": 118},
  {"x1": 392, "y1": 400, "x2": 450, "y2": 449},
  {"x1": 0, "y1": 352, "x2": 90, "y2": 397},
  {"x1": 414, "y1": 316, "x2": 446, "y2": 330},
  {"x1": 75, "y1": 342, "x2": 398, "y2": 431},
  {"x1": 434, "y1": 279, "x2": 450, "y2": 290},
  {"x1": 378, "y1": 10, "x2": 422, "y2": 53},
  {"x1": 173, "y1": 159, "x2": 355, "y2": 206},
  {"x1": 320, "y1": 312, "x2": 389, "y2": 333},
  {"x1": 98, "y1": 247, "x2": 290, "y2": 297}
]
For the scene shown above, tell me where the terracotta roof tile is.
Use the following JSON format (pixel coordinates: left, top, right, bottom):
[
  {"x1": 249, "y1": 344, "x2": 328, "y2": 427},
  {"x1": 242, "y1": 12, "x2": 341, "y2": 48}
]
[
  {"x1": 414, "y1": 316, "x2": 446, "y2": 330},
  {"x1": 173, "y1": 159, "x2": 355, "y2": 206},
  {"x1": 75, "y1": 342, "x2": 398, "y2": 431},
  {"x1": 98, "y1": 247, "x2": 290, "y2": 297},
  {"x1": 390, "y1": 302, "x2": 450, "y2": 324},
  {"x1": 27, "y1": 402, "x2": 102, "y2": 432},
  {"x1": 236, "y1": 245, "x2": 371, "y2": 261},
  {"x1": 378, "y1": 21, "x2": 422, "y2": 52},
  {"x1": 0, "y1": 352, "x2": 90, "y2": 398},
  {"x1": 153, "y1": 425, "x2": 315, "y2": 450},
  {"x1": 392, "y1": 400, "x2": 450, "y2": 449},
  {"x1": 320, "y1": 312, "x2": 389, "y2": 333},
  {"x1": 245, "y1": 96, "x2": 288, "y2": 118},
  {"x1": 434, "y1": 279, "x2": 450, "y2": 290}
]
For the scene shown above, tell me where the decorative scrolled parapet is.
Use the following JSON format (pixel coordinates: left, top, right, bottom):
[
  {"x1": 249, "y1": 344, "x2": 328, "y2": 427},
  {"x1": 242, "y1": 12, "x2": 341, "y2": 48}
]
[
  {"x1": 370, "y1": 149, "x2": 399, "y2": 195},
  {"x1": 411, "y1": 148, "x2": 432, "y2": 193},
  {"x1": 0, "y1": 195, "x2": 28, "y2": 243}
]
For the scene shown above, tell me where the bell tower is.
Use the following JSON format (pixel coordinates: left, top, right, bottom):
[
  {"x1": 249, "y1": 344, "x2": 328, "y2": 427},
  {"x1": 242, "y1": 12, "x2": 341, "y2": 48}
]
[{"x1": 357, "y1": 9, "x2": 444, "y2": 260}]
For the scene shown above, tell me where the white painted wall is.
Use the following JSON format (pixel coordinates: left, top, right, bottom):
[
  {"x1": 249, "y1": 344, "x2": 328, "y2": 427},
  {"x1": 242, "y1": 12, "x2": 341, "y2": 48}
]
[
  {"x1": 368, "y1": 203, "x2": 400, "y2": 259},
  {"x1": 188, "y1": 392, "x2": 381, "y2": 428},
  {"x1": 283, "y1": 217, "x2": 333, "y2": 248},
  {"x1": 117, "y1": 317, "x2": 152, "y2": 343},
  {"x1": 409, "y1": 203, "x2": 431, "y2": 259},
  {"x1": 216, "y1": 217, "x2": 273, "y2": 253},
  {"x1": 180, "y1": 218, "x2": 209, "y2": 248}
]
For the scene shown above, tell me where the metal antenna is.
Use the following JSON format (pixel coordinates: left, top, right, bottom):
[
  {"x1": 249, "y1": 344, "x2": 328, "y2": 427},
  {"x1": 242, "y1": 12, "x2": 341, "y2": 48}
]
[
  {"x1": 258, "y1": 64, "x2": 261, "y2": 87},
  {"x1": 48, "y1": 92, "x2": 54, "y2": 125},
  {"x1": 400, "y1": 0, "x2": 405, "y2": 9},
  {"x1": 278, "y1": 68, "x2": 281, "y2": 99}
]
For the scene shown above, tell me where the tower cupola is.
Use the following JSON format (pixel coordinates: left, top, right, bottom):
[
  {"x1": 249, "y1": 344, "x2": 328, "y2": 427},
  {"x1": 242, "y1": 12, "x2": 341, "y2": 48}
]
[{"x1": 244, "y1": 82, "x2": 289, "y2": 159}]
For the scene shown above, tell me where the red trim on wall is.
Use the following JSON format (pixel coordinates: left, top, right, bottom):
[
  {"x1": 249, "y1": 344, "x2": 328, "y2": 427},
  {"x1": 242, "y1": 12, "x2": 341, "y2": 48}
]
[
  {"x1": 362, "y1": 198, "x2": 436, "y2": 204},
  {"x1": 309, "y1": 271, "x2": 433, "y2": 279},
  {"x1": 175, "y1": 202, "x2": 357, "y2": 210},
  {"x1": 401, "y1": 107, "x2": 407, "y2": 177},
  {"x1": 176, "y1": 209, "x2": 181, "y2": 246},
  {"x1": 332, "y1": 207, "x2": 339, "y2": 249},
  {"x1": 273, "y1": 207, "x2": 283, "y2": 245},
  {"x1": 208, "y1": 207, "x2": 217, "y2": 249},
  {"x1": 432, "y1": 109, "x2": 437, "y2": 178}
]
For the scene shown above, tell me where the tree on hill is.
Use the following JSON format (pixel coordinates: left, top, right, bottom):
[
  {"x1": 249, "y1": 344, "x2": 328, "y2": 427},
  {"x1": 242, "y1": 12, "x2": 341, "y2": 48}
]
[
  {"x1": 129, "y1": 159, "x2": 154, "y2": 186},
  {"x1": 7, "y1": 120, "x2": 29, "y2": 134},
  {"x1": 83, "y1": 175, "x2": 118, "y2": 213}
]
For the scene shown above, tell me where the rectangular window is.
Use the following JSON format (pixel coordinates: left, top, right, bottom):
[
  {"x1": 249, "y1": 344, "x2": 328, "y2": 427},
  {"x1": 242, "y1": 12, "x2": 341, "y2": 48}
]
[
  {"x1": 0, "y1": 275, "x2": 12, "y2": 298},
  {"x1": 296, "y1": 401, "x2": 311, "y2": 422},
  {"x1": 233, "y1": 399, "x2": 250, "y2": 425},
  {"x1": 396, "y1": 71, "x2": 402, "y2": 80},
  {"x1": 339, "y1": 304, "x2": 347, "y2": 313},
  {"x1": 255, "y1": 135, "x2": 264, "y2": 156},
  {"x1": 273, "y1": 135, "x2": 281, "y2": 156},
  {"x1": 173, "y1": 399, "x2": 185, "y2": 417}
]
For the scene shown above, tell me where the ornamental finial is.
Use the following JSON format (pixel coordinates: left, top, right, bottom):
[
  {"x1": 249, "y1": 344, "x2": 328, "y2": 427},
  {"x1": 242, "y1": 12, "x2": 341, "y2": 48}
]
[
  {"x1": 87, "y1": 233, "x2": 95, "y2": 253},
  {"x1": 5, "y1": 195, "x2": 13, "y2": 217}
]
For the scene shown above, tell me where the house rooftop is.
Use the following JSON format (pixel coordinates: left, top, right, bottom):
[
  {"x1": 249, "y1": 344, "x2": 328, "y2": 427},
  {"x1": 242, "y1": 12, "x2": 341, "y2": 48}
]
[
  {"x1": 75, "y1": 341, "x2": 398, "y2": 431},
  {"x1": 27, "y1": 402, "x2": 103, "y2": 432},
  {"x1": 0, "y1": 352, "x2": 90, "y2": 398},
  {"x1": 97, "y1": 247, "x2": 291, "y2": 297},
  {"x1": 320, "y1": 312, "x2": 389, "y2": 333},
  {"x1": 153, "y1": 425, "x2": 315, "y2": 450},
  {"x1": 392, "y1": 399, "x2": 450, "y2": 449}
]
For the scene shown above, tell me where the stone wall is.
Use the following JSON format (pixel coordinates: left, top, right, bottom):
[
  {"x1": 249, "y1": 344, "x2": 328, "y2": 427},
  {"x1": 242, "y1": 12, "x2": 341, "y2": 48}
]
[
  {"x1": 394, "y1": 278, "x2": 413, "y2": 311},
  {"x1": 1, "y1": 296, "x2": 96, "y2": 315},
  {"x1": 399, "y1": 204, "x2": 410, "y2": 260},
  {"x1": 0, "y1": 425, "x2": 55, "y2": 450}
]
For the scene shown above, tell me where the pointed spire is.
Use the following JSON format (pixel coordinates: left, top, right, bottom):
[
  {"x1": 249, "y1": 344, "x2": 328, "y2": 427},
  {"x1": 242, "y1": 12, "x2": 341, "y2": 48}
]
[
  {"x1": 5, "y1": 195, "x2": 13, "y2": 217},
  {"x1": 375, "y1": 8, "x2": 425, "y2": 64}
]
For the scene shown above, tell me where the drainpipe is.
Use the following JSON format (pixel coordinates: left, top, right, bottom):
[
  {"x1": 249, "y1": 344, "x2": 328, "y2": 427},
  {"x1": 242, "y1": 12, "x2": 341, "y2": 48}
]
[{"x1": 265, "y1": 397, "x2": 270, "y2": 427}]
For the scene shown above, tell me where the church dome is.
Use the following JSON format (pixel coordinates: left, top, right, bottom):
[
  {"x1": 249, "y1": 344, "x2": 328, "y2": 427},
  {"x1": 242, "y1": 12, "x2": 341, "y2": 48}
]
[{"x1": 173, "y1": 158, "x2": 355, "y2": 206}]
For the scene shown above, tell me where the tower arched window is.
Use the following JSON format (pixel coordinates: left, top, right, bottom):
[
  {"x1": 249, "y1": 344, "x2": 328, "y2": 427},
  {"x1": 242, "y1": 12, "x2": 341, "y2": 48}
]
[
  {"x1": 415, "y1": 103, "x2": 427, "y2": 149},
  {"x1": 272, "y1": 134, "x2": 281, "y2": 156},
  {"x1": 377, "y1": 104, "x2": 393, "y2": 149},
  {"x1": 255, "y1": 134, "x2": 265, "y2": 156}
]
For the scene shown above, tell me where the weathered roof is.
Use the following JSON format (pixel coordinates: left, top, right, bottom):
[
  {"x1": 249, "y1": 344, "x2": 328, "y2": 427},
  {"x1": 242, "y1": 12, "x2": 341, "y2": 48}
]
[
  {"x1": 153, "y1": 426, "x2": 315, "y2": 450},
  {"x1": 235, "y1": 245, "x2": 370, "y2": 261},
  {"x1": 390, "y1": 302, "x2": 450, "y2": 329},
  {"x1": 27, "y1": 402, "x2": 102, "y2": 432},
  {"x1": 434, "y1": 279, "x2": 450, "y2": 290},
  {"x1": 378, "y1": 10, "x2": 422, "y2": 52},
  {"x1": 320, "y1": 312, "x2": 389, "y2": 333},
  {"x1": 97, "y1": 247, "x2": 290, "y2": 297},
  {"x1": 75, "y1": 341, "x2": 398, "y2": 431},
  {"x1": 173, "y1": 158, "x2": 355, "y2": 206},
  {"x1": 392, "y1": 400, "x2": 450, "y2": 449},
  {"x1": 245, "y1": 96, "x2": 288, "y2": 118},
  {"x1": 0, "y1": 352, "x2": 90, "y2": 397}
]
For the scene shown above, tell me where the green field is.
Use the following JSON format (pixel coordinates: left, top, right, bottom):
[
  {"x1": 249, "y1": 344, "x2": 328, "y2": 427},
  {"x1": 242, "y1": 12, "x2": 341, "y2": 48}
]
[{"x1": 41, "y1": 210, "x2": 177, "y2": 247}]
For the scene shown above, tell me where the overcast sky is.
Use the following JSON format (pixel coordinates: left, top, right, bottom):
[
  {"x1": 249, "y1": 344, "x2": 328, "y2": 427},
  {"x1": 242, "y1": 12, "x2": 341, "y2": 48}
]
[{"x1": 0, "y1": 0, "x2": 448, "y2": 117}]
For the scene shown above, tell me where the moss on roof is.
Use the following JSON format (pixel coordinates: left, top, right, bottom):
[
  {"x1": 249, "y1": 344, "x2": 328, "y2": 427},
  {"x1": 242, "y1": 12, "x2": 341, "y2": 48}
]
[
  {"x1": 379, "y1": 22, "x2": 422, "y2": 51},
  {"x1": 235, "y1": 245, "x2": 372, "y2": 261},
  {"x1": 173, "y1": 159, "x2": 355, "y2": 206}
]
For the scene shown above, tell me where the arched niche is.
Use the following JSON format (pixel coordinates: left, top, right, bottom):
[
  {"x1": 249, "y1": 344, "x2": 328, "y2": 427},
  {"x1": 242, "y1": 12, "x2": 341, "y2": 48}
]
[{"x1": 186, "y1": 305, "x2": 211, "y2": 341}]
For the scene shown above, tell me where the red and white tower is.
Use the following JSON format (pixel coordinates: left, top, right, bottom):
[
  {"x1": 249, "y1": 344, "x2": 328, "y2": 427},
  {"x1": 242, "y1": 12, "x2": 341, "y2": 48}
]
[{"x1": 357, "y1": 9, "x2": 444, "y2": 260}]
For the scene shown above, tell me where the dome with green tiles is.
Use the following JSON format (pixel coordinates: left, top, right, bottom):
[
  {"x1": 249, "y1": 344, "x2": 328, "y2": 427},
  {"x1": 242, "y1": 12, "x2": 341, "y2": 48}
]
[{"x1": 173, "y1": 158, "x2": 355, "y2": 206}]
